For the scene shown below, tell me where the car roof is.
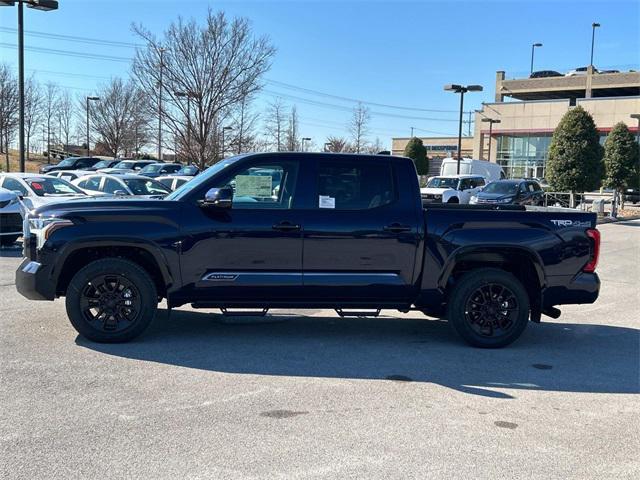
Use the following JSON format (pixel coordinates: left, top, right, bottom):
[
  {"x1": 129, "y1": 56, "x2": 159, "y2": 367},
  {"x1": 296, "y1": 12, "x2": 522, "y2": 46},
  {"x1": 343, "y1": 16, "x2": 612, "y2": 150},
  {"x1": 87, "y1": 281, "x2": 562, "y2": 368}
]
[
  {"x1": 433, "y1": 174, "x2": 482, "y2": 179},
  {"x1": 83, "y1": 173, "x2": 152, "y2": 180},
  {"x1": 157, "y1": 175, "x2": 191, "y2": 181},
  {"x1": 1, "y1": 172, "x2": 55, "y2": 180}
]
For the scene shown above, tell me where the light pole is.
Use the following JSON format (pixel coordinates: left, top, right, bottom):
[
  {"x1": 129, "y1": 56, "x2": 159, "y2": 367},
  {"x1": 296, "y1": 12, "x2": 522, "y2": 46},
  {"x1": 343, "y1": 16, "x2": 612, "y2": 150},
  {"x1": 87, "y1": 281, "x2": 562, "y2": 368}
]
[
  {"x1": 157, "y1": 46, "x2": 166, "y2": 161},
  {"x1": 301, "y1": 137, "x2": 311, "y2": 152},
  {"x1": 590, "y1": 22, "x2": 600, "y2": 66},
  {"x1": 481, "y1": 118, "x2": 501, "y2": 161},
  {"x1": 410, "y1": 126, "x2": 415, "y2": 137},
  {"x1": 444, "y1": 84, "x2": 483, "y2": 174},
  {"x1": 631, "y1": 114, "x2": 640, "y2": 145},
  {"x1": 85, "y1": 96, "x2": 99, "y2": 157},
  {"x1": 0, "y1": 1, "x2": 59, "y2": 172},
  {"x1": 221, "y1": 126, "x2": 233, "y2": 159},
  {"x1": 530, "y1": 43, "x2": 542, "y2": 75}
]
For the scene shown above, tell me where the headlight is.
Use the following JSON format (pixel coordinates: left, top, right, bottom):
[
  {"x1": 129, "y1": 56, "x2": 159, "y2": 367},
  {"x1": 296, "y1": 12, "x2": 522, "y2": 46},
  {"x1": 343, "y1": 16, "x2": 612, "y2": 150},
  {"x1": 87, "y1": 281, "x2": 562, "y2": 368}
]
[
  {"x1": 28, "y1": 216, "x2": 74, "y2": 249},
  {"x1": 469, "y1": 196, "x2": 478, "y2": 204},
  {"x1": 498, "y1": 197, "x2": 514, "y2": 203}
]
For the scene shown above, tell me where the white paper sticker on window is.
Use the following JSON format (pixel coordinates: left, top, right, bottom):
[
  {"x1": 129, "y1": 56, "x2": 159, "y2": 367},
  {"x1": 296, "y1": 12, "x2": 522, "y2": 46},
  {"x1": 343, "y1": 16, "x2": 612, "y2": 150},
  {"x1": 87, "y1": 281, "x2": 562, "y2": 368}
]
[
  {"x1": 319, "y1": 195, "x2": 335, "y2": 209},
  {"x1": 235, "y1": 175, "x2": 272, "y2": 197}
]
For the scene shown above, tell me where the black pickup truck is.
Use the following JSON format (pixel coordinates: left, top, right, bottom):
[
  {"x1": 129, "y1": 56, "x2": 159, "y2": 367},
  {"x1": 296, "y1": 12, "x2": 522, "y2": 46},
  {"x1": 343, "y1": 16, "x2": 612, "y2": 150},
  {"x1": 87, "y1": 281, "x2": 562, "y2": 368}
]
[{"x1": 16, "y1": 153, "x2": 600, "y2": 348}]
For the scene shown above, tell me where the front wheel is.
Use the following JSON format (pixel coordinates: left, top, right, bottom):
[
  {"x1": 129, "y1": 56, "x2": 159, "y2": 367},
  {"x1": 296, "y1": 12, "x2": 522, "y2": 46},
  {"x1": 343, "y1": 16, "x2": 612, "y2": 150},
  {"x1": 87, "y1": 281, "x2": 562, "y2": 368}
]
[
  {"x1": 447, "y1": 268, "x2": 530, "y2": 348},
  {"x1": 65, "y1": 258, "x2": 158, "y2": 343}
]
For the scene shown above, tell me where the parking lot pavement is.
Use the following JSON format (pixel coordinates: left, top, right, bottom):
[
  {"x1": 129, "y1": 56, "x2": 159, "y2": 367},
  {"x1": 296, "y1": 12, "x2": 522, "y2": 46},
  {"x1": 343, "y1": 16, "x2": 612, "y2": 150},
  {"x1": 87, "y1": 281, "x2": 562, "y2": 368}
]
[{"x1": 1, "y1": 220, "x2": 639, "y2": 480}]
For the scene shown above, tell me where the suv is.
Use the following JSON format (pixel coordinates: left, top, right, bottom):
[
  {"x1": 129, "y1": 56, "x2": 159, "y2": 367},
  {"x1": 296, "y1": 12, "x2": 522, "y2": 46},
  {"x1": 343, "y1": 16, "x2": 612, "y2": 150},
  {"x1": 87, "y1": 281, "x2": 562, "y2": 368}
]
[
  {"x1": 421, "y1": 175, "x2": 486, "y2": 204},
  {"x1": 39, "y1": 157, "x2": 101, "y2": 174}
]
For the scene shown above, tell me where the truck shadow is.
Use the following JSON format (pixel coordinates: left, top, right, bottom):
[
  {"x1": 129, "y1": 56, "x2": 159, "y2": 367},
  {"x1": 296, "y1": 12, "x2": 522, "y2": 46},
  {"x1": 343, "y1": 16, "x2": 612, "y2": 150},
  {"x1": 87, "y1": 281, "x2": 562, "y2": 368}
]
[{"x1": 77, "y1": 309, "x2": 639, "y2": 399}]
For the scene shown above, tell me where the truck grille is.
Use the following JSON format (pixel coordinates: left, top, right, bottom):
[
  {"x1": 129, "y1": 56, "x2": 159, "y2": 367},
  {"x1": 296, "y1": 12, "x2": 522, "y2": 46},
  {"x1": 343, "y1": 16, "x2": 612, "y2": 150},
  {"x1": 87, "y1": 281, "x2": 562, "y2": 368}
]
[{"x1": 422, "y1": 194, "x2": 442, "y2": 203}]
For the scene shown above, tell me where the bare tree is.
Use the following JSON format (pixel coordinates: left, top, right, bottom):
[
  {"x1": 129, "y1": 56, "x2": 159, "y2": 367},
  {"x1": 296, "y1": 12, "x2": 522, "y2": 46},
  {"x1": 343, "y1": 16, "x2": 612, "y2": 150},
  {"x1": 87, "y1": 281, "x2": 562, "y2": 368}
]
[
  {"x1": 264, "y1": 97, "x2": 286, "y2": 151},
  {"x1": 0, "y1": 64, "x2": 19, "y2": 170},
  {"x1": 86, "y1": 78, "x2": 147, "y2": 158},
  {"x1": 55, "y1": 90, "x2": 74, "y2": 152},
  {"x1": 24, "y1": 76, "x2": 43, "y2": 160},
  {"x1": 132, "y1": 10, "x2": 275, "y2": 168},
  {"x1": 285, "y1": 105, "x2": 299, "y2": 151},
  {"x1": 348, "y1": 102, "x2": 370, "y2": 153},
  {"x1": 324, "y1": 136, "x2": 352, "y2": 153},
  {"x1": 43, "y1": 82, "x2": 59, "y2": 163},
  {"x1": 365, "y1": 137, "x2": 384, "y2": 154},
  {"x1": 229, "y1": 94, "x2": 260, "y2": 154}
]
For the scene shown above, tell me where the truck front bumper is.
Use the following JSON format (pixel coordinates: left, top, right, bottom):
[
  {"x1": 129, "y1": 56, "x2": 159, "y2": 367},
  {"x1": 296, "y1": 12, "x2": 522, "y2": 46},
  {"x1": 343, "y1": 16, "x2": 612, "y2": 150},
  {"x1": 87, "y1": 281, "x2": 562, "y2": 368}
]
[
  {"x1": 542, "y1": 272, "x2": 600, "y2": 308},
  {"x1": 15, "y1": 258, "x2": 56, "y2": 301}
]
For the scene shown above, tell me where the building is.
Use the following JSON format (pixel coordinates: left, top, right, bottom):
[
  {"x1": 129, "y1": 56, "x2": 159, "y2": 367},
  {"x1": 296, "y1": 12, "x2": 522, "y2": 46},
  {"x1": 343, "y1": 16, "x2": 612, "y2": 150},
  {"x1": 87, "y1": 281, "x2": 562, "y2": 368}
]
[
  {"x1": 473, "y1": 67, "x2": 640, "y2": 179},
  {"x1": 391, "y1": 136, "x2": 474, "y2": 175}
]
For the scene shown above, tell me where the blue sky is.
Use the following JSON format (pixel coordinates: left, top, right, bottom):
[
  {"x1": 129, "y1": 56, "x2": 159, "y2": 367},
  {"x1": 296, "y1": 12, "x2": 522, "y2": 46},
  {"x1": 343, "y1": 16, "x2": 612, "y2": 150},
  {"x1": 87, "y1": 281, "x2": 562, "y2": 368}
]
[{"x1": 1, "y1": 0, "x2": 638, "y2": 150}]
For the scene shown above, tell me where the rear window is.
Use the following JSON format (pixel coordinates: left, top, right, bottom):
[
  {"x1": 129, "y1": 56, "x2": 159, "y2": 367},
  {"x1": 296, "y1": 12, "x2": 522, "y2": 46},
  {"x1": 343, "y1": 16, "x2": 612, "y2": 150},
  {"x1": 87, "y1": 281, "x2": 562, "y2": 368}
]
[{"x1": 26, "y1": 178, "x2": 84, "y2": 197}]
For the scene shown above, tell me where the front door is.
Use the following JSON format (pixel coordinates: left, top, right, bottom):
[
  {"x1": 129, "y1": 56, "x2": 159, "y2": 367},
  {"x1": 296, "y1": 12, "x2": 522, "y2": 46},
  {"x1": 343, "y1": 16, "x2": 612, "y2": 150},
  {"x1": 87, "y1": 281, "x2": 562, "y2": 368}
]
[
  {"x1": 301, "y1": 156, "x2": 420, "y2": 303},
  {"x1": 179, "y1": 156, "x2": 305, "y2": 304}
]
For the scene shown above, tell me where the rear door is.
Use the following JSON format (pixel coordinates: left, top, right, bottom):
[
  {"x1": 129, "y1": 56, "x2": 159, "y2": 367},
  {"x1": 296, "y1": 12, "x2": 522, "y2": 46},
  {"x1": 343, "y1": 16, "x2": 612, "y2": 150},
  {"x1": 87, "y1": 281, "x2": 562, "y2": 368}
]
[{"x1": 301, "y1": 156, "x2": 420, "y2": 303}]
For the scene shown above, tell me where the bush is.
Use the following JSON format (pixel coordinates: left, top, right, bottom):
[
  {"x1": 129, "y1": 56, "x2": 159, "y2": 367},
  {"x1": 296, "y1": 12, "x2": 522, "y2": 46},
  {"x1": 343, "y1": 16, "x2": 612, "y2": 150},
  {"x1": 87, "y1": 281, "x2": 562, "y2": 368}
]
[
  {"x1": 604, "y1": 122, "x2": 639, "y2": 193},
  {"x1": 546, "y1": 106, "x2": 603, "y2": 192},
  {"x1": 403, "y1": 137, "x2": 429, "y2": 175}
]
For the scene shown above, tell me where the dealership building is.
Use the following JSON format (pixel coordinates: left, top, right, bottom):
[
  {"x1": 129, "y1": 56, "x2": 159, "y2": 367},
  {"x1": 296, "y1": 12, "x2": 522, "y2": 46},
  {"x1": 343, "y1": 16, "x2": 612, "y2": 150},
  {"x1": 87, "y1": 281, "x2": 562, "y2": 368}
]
[{"x1": 393, "y1": 67, "x2": 640, "y2": 179}]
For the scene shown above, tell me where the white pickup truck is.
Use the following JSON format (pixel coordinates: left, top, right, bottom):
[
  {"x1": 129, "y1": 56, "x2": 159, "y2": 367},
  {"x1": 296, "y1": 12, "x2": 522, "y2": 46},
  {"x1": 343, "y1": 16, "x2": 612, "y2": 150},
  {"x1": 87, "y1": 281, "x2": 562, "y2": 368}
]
[{"x1": 420, "y1": 174, "x2": 487, "y2": 204}]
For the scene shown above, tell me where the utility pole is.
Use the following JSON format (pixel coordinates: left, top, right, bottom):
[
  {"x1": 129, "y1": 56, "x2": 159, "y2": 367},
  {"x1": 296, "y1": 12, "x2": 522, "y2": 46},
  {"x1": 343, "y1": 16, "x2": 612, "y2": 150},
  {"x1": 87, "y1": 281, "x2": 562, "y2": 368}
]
[
  {"x1": 85, "y1": 96, "x2": 99, "y2": 157},
  {"x1": 157, "y1": 47, "x2": 166, "y2": 161},
  {"x1": 410, "y1": 127, "x2": 414, "y2": 137},
  {"x1": 467, "y1": 111, "x2": 472, "y2": 137}
]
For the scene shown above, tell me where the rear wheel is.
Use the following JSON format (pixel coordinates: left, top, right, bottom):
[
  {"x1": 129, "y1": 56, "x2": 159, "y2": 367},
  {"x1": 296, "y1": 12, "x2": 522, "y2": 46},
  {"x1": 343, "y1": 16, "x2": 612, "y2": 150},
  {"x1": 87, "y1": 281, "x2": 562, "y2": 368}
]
[
  {"x1": 447, "y1": 268, "x2": 529, "y2": 348},
  {"x1": 65, "y1": 258, "x2": 157, "y2": 343}
]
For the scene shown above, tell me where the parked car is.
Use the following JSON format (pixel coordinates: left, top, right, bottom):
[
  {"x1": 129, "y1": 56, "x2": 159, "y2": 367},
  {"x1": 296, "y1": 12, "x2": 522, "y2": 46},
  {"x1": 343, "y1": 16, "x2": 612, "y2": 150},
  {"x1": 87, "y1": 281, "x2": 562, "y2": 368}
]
[
  {"x1": 421, "y1": 175, "x2": 486, "y2": 204},
  {"x1": 566, "y1": 66, "x2": 599, "y2": 76},
  {"x1": 138, "y1": 163, "x2": 182, "y2": 178},
  {"x1": 48, "y1": 170, "x2": 94, "y2": 182},
  {"x1": 39, "y1": 156, "x2": 102, "y2": 174},
  {"x1": 174, "y1": 165, "x2": 200, "y2": 176},
  {"x1": 529, "y1": 70, "x2": 563, "y2": 78},
  {"x1": 0, "y1": 173, "x2": 87, "y2": 210},
  {"x1": 600, "y1": 69, "x2": 620, "y2": 74},
  {"x1": 15, "y1": 153, "x2": 601, "y2": 348},
  {"x1": 72, "y1": 173, "x2": 171, "y2": 197},
  {"x1": 157, "y1": 175, "x2": 192, "y2": 191},
  {"x1": 0, "y1": 187, "x2": 23, "y2": 246},
  {"x1": 85, "y1": 159, "x2": 121, "y2": 171},
  {"x1": 439, "y1": 158, "x2": 505, "y2": 182},
  {"x1": 98, "y1": 160, "x2": 159, "y2": 175},
  {"x1": 470, "y1": 179, "x2": 544, "y2": 206},
  {"x1": 624, "y1": 188, "x2": 639, "y2": 204}
]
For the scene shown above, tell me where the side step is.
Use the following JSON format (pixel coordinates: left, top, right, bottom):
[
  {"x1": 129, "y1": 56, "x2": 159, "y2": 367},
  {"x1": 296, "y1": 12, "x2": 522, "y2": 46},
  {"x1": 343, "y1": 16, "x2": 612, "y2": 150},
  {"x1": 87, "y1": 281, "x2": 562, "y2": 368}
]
[
  {"x1": 335, "y1": 308, "x2": 381, "y2": 318},
  {"x1": 220, "y1": 308, "x2": 269, "y2": 317}
]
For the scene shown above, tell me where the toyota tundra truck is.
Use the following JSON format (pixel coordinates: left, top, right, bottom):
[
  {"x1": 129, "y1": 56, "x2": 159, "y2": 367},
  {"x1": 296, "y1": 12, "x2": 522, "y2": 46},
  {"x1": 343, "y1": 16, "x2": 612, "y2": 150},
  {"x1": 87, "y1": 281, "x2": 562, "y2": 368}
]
[{"x1": 16, "y1": 152, "x2": 600, "y2": 348}]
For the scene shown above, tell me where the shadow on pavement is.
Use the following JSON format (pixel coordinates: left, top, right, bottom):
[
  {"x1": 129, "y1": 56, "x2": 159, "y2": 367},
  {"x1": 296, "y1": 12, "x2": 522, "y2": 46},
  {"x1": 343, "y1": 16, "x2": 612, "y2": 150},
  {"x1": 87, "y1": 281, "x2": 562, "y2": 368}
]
[{"x1": 78, "y1": 308, "x2": 640, "y2": 399}]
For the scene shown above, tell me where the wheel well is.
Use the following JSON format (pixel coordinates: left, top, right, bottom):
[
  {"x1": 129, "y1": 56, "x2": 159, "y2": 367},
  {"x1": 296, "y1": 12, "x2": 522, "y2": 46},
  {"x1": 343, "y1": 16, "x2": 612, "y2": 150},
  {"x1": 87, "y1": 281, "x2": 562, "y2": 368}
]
[
  {"x1": 447, "y1": 196, "x2": 459, "y2": 203},
  {"x1": 57, "y1": 246, "x2": 167, "y2": 297},
  {"x1": 447, "y1": 250, "x2": 542, "y2": 313}
]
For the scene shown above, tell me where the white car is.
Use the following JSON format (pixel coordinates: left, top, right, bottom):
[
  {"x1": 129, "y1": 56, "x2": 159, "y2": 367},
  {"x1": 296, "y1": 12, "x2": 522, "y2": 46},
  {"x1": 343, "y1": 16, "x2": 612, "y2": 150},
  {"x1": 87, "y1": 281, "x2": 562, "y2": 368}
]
[
  {"x1": 0, "y1": 187, "x2": 23, "y2": 246},
  {"x1": 0, "y1": 173, "x2": 87, "y2": 211},
  {"x1": 156, "y1": 175, "x2": 193, "y2": 191},
  {"x1": 72, "y1": 173, "x2": 172, "y2": 197},
  {"x1": 565, "y1": 66, "x2": 598, "y2": 76},
  {"x1": 420, "y1": 175, "x2": 486, "y2": 204},
  {"x1": 48, "y1": 170, "x2": 94, "y2": 182}
]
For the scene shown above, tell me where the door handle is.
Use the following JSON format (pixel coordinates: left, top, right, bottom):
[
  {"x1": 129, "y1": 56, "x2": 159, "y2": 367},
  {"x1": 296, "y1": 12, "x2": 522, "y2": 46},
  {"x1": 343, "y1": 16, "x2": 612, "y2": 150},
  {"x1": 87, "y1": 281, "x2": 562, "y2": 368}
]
[
  {"x1": 272, "y1": 221, "x2": 301, "y2": 232},
  {"x1": 383, "y1": 223, "x2": 412, "y2": 233}
]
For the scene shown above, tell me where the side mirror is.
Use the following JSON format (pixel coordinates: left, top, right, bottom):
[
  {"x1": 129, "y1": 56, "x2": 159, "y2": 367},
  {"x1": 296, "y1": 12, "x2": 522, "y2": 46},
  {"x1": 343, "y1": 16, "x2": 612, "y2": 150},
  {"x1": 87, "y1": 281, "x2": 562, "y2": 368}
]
[
  {"x1": 201, "y1": 186, "x2": 233, "y2": 209},
  {"x1": 12, "y1": 191, "x2": 24, "y2": 200},
  {"x1": 113, "y1": 190, "x2": 128, "y2": 196}
]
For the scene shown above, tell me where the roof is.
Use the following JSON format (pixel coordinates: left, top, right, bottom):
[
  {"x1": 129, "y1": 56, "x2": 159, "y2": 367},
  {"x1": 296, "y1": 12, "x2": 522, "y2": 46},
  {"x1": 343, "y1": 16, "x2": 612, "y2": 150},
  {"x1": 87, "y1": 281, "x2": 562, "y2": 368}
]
[{"x1": 82, "y1": 173, "x2": 156, "y2": 180}]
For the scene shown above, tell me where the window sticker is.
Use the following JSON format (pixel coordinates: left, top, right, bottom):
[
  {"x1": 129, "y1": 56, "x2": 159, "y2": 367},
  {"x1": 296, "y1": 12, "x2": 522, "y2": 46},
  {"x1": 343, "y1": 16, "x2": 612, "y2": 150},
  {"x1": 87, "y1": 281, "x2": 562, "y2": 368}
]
[
  {"x1": 319, "y1": 195, "x2": 335, "y2": 209},
  {"x1": 235, "y1": 175, "x2": 272, "y2": 197}
]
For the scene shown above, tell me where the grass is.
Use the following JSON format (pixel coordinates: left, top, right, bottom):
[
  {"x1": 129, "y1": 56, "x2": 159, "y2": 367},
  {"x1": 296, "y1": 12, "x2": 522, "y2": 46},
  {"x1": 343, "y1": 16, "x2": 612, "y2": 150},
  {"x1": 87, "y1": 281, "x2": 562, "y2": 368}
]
[{"x1": 1, "y1": 149, "x2": 50, "y2": 173}]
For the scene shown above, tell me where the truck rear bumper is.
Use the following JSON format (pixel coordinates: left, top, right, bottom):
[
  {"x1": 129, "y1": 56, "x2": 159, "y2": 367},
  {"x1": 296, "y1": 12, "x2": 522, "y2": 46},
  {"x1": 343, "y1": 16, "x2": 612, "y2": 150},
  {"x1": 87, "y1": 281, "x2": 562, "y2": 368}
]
[
  {"x1": 15, "y1": 258, "x2": 56, "y2": 301},
  {"x1": 542, "y1": 272, "x2": 600, "y2": 307}
]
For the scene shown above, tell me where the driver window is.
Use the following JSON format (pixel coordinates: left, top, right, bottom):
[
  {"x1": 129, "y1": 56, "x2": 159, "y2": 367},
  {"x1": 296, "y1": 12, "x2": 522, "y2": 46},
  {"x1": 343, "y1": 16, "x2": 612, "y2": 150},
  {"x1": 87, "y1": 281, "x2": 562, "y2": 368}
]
[
  {"x1": 519, "y1": 183, "x2": 528, "y2": 193},
  {"x1": 212, "y1": 161, "x2": 299, "y2": 209},
  {"x1": 103, "y1": 178, "x2": 123, "y2": 194}
]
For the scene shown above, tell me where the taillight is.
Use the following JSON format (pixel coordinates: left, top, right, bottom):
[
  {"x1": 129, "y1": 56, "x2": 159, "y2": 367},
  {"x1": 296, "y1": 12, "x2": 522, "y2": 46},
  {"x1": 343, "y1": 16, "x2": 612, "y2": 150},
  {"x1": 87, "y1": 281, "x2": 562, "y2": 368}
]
[{"x1": 583, "y1": 228, "x2": 600, "y2": 273}]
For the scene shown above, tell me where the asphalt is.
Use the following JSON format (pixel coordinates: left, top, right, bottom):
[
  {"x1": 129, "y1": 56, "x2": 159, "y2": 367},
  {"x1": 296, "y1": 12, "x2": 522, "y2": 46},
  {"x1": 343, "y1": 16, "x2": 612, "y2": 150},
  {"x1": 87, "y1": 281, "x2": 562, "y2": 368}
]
[{"x1": 1, "y1": 220, "x2": 639, "y2": 479}]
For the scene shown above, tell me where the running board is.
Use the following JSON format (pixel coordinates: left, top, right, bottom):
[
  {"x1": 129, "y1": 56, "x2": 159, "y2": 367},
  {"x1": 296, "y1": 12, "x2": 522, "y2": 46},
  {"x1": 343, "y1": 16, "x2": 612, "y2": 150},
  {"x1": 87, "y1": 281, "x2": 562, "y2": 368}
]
[
  {"x1": 220, "y1": 308, "x2": 269, "y2": 317},
  {"x1": 335, "y1": 308, "x2": 381, "y2": 318}
]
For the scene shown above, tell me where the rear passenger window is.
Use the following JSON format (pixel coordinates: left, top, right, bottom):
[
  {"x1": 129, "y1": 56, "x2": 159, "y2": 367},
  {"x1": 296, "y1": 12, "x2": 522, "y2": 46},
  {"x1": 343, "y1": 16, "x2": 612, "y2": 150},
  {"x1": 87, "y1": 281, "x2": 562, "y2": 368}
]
[
  {"x1": 83, "y1": 177, "x2": 102, "y2": 191},
  {"x1": 317, "y1": 160, "x2": 394, "y2": 210}
]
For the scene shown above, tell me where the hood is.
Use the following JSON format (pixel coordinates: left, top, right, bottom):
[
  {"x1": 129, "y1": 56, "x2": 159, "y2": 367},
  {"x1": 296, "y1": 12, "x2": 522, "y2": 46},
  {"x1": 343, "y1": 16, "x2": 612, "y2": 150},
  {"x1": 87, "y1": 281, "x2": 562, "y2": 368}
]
[
  {"x1": 421, "y1": 187, "x2": 452, "y2": 195},
  {"x1": 476, "y1": 192, "x2": 515, "y2": 200},
  {"x1": 31, "y1": 195, "x2": 172, "y2": 217},
  {"x1": 39, "y1": 164, "x2": 58, "y2": 173},
  {"x1": 0, "y1": 187, "x2": 18, "y2": 202}
]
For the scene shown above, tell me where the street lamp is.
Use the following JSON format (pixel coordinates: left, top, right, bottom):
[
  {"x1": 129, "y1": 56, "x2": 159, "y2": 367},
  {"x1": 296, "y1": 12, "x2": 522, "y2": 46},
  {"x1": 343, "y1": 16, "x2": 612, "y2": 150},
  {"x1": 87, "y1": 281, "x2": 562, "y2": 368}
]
[
  {"x1": 85, "y1": 96, "x2": 99, "y2": 157},
  {"x1": 481, "y1": 118, "x2": 501, "y2": 161},
  {"x1": 590, "y1": 22, "x2": 600, "y2": 66},
  {"x1": 221, "y1": 126, "x2": 233, "y2": 159},
  {"x1": 444, "y1": 84, "x2": 483, "y2": 174},
  {"x1": 0, "y1": 0, "x2": 59, "y2": 172},
  {"x1": 631, "y1": 114, "x2": 640, "y2": 145},
  {"x1": 301, "y1": 137, "x2": 311, "y2": 152},
  {"x1": 530, "y1": 43, "x2": 542, "y2": 75}
]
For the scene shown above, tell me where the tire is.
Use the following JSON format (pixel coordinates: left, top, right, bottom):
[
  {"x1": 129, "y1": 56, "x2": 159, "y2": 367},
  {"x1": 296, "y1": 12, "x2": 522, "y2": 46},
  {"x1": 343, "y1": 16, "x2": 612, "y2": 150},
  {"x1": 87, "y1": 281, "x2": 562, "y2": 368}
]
[
  {"x1": 447, "y1": 268, "x2": 530, "y2": 348},
  {"x1": 65, "y1": 258, "x2": 158, "y2": 343},
  {"x1": 0, "y1": 235, "x2": 19, "y2": 246}
]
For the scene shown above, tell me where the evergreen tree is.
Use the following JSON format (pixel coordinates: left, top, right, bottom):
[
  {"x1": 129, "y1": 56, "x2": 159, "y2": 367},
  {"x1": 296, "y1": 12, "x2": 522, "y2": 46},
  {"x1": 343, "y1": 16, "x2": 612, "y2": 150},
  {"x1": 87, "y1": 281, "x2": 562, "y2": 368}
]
[
  {"x1": 546, "y1": 106, "x2": 603, "y2": 192},
  {"x1": 404, "y1": 137, "x2": 429, "y2": 175},
  {"x1": 604, "y1": 122, "x2": 639, "y2": 194}
]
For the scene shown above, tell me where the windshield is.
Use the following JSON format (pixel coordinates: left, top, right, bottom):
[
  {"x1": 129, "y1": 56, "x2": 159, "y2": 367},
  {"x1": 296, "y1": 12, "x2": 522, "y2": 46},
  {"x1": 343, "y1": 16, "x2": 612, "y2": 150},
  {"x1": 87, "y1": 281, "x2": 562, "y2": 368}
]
[
  {"x1": 56, "y1": 158, "x2": 75, "y2": 168},
  {"x1": 178, "y1": 166, "x2": 198, "y2": 175},
  {"x1": 93, "y1": 160, "x2": 114, "y2": 169},
  {"x1": 426, "y1": 177, "x2": 459, "y2": 189},
  {"x1": 165, "y1": 156, "x2": 245, "y2": 200},
  {"x1": 114, "y1": 161, "x2": 134, "y2": 169},
  {"x1": 122, "y1": 178, "x2": 171, "y2": 195},
  {"x1": 482, "y1": 182, "x2": 519, "y2": 195},
  {"x1": 26, "y1": 177, "x2": 85, "y2": 197},
  {"x1": 140, "y1": 164, "x2": 164, "y2": 174}
]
